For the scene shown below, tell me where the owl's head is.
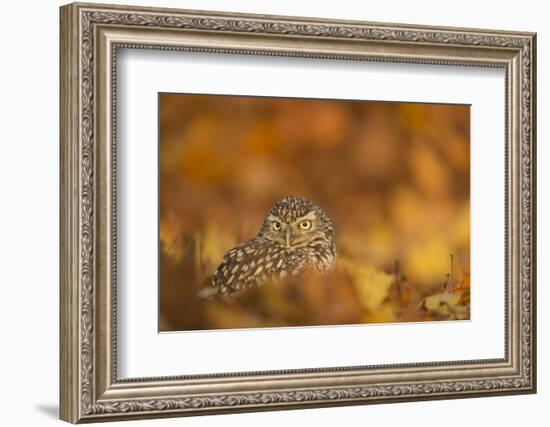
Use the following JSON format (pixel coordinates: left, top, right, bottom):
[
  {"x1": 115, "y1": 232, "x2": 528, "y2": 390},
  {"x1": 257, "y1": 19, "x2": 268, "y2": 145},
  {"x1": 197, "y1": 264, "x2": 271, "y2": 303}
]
[{"x1": 258, "y1": 196, "x2": 334, "y2": 249}]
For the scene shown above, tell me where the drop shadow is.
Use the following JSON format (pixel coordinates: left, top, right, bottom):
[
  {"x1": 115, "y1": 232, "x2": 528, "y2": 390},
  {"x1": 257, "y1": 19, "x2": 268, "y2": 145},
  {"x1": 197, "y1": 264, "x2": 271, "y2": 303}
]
[{"x1": 35, "y1": 403, "x2": 58, "y2": 419}]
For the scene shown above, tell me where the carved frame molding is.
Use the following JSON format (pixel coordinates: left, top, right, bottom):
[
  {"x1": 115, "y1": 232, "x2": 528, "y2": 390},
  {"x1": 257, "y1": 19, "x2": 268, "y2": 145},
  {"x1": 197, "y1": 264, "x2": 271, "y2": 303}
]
[{"x1": 60, "y1": 2, "x2": 536, "y2": 423}]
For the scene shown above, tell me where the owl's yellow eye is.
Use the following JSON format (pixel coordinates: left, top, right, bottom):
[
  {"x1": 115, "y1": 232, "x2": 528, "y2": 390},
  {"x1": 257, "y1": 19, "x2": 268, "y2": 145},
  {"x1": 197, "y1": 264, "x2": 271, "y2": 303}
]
[
  {"x1": 299, "y1": 220, "x2": 312, "y2": 230},
  {"x1": 272, "y1": 221, "x2": 282, "y2": 231}
]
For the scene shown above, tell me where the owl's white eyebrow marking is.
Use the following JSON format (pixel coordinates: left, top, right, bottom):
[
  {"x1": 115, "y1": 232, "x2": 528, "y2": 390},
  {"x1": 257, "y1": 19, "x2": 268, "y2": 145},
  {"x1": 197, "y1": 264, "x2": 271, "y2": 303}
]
[
  {"x1": 267, "y1": 215, "x2": 283, "y2": 223},
  {"x1": 294, "y1": 211, "x2": 317, "y2": 222}
]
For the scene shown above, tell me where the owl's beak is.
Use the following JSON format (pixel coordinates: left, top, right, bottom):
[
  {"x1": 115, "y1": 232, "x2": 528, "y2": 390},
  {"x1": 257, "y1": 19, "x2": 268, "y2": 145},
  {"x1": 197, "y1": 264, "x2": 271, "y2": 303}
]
[{"x1": 285, "y1": 228, "x2": 292, "y2": 249}]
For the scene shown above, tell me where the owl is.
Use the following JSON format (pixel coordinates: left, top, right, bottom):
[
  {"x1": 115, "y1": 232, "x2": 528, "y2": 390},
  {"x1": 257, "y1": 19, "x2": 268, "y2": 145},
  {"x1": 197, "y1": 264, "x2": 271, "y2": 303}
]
[{"x1": 201, "y1": 196, "x2": 336, "y2": 298}]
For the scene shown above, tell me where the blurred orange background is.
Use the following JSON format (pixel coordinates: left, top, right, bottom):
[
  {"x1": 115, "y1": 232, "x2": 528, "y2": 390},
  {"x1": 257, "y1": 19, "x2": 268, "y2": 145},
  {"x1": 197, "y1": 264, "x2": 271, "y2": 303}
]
[{"x1": 159, "y1": 94, "x2": 470, "y2": 331}]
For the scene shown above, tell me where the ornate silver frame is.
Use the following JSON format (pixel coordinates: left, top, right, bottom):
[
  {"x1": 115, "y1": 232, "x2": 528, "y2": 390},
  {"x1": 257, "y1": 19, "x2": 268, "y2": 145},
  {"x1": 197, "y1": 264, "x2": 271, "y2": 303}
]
[{"x1": 60, "y1": 2, "x2": 537, "y2": 423}]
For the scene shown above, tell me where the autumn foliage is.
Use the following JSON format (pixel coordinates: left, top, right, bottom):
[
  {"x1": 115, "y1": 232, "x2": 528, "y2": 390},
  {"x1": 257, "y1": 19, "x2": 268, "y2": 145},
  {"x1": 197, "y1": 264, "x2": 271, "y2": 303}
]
[{"x1": 159, "y1": 94, "x2": 470, "y2": 331}]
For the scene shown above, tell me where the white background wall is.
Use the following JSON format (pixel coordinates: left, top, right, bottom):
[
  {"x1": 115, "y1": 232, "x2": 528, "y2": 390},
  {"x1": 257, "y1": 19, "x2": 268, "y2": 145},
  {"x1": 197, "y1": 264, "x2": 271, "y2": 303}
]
[{"x1": 0, "y1": 0, "x2": 546, "y2": 425}]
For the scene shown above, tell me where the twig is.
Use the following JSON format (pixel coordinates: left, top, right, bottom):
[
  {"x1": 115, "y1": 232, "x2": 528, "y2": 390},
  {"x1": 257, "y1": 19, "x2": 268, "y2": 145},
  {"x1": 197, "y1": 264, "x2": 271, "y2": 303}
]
[{"x1": 443, "y1": 273, "x2": 450, "y2": 290}]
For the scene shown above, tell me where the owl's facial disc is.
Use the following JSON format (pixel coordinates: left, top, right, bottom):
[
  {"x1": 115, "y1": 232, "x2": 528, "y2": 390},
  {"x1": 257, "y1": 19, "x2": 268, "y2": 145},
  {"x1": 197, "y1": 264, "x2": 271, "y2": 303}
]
[{"x1": 266, "y1": 212, "x2": 318, "y2": 249}]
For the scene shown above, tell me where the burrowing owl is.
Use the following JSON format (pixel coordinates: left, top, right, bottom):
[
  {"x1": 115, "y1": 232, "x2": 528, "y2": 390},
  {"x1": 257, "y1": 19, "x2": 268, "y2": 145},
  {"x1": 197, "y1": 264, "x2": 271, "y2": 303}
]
[{"x1": 203, "y1": 196, "x2": 336, "y2": 297}]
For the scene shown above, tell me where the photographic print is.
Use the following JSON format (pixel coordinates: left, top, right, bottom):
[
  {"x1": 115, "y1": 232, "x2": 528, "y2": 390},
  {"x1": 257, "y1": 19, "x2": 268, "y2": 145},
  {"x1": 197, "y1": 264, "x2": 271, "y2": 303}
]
[{"x1": 159, "y1": 94, "x2": 471, "y2": 332}]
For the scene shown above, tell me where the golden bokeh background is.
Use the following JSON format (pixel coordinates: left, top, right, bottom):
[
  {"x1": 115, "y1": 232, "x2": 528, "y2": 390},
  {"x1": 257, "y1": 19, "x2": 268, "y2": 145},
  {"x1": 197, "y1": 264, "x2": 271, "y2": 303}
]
[{"x1": 159, "y1": 94, "x2": 470, "y2": 331}]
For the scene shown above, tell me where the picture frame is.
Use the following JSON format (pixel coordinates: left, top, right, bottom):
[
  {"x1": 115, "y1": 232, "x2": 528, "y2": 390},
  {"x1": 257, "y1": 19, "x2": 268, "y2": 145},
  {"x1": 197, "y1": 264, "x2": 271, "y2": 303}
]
[{"x1": 59, "y1": 2, "x2": 537, "y2": 423}]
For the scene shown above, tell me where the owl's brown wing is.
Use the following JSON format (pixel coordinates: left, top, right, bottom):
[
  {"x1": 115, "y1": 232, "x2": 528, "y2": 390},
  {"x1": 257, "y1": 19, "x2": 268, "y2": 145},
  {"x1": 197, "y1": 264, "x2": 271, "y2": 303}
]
[{"x1": 209, "y1": 239, "x2": 306, "y2": 295}]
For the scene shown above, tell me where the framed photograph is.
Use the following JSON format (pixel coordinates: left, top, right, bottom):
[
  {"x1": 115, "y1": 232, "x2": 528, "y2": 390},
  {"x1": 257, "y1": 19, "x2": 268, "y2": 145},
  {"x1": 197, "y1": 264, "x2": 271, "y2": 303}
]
[{"x1": 60, "y1": 2, "x2": 537, "y2": 423}]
